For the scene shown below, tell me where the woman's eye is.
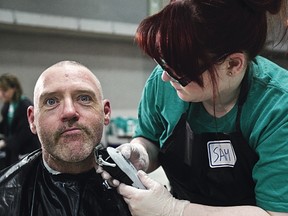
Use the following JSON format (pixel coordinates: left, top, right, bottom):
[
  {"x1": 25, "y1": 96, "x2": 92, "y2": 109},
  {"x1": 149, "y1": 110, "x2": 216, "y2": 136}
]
[{"x1": 45, "y1": 98, "x2": 57, "y2": 106}]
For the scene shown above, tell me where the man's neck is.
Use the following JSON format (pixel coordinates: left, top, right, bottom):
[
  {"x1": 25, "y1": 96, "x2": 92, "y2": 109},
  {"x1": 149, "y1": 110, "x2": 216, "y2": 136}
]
[{"x1": 42, "y1": 153, "x2": 95, "y2": 174}]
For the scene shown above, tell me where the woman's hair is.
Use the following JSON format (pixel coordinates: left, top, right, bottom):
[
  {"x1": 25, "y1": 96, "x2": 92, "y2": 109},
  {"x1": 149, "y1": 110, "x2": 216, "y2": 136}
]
[
  {"x1": 135, "y1": 0, "x2": 287, "y2": 86},
  {"x1": 0, "y1": 73, "x2": 23, "y2": 101}
]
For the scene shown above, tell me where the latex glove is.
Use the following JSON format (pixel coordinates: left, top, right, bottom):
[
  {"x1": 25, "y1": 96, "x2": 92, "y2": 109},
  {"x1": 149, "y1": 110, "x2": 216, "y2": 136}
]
[
  {"x1": 95, "y1": 142, "x2": 149, "y2": 187},
  {"x1": 117, "y1": 142, "x2": 149, "y2": 171},
  {"x1": 0, "y1": 140, "x2": 6, "y2": 149},
  {"x1": 118, "y1": 170, "x2": 190, "y2": 216}
]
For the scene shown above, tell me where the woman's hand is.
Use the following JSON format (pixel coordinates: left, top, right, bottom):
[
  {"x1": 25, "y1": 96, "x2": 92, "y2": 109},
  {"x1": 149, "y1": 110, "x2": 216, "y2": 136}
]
[
  {"x1": 95, "y1": 142, "x2": 150, "y2": 187},
  {"x1": 117, "y1": 170, "x2": 190, "y2": 216},
  {"x1": 117, "y1": 142, "x2": 149, "y2": 171}
]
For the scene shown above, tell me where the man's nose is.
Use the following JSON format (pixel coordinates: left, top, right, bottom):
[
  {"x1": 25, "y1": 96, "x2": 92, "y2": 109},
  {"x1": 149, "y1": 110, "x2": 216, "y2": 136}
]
[{"x1": 61, "y1": 99, "x2": 80, "y2": 122}]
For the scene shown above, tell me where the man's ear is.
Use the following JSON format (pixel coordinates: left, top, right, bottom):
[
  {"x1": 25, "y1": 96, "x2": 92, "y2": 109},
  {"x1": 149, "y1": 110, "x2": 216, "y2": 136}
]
[
  {"x1": 227, "y1": 53, "x2": 247, "y2": 76},
  {"x1": 27, "y1": 106, "x2": 37, "y2": 134},
  {"x1": 103, "y1": 99, "x2": 111, "y2": 126}
]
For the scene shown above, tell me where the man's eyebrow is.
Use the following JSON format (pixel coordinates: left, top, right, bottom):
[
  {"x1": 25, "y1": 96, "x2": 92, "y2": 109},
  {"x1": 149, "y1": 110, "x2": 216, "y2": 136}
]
[
  {"x1": 38, "y1": 89, "x2": 98, "y2": 100},
  {"x1": 75, "y1": 89, "x2": 96, "y2": 95},
  {"x1": 39, "y1": 91, "x2": 56, "y2": 100},
  {"x1": 74, "y1": 89, "x2": 98, "y2": 99}
]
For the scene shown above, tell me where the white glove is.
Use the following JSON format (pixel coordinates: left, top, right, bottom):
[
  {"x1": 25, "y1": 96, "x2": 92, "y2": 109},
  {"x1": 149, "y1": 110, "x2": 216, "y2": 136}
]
[
  {"x1": 117, "y1": 142, "x2": 149, "y2": 171},
  {"x1": 95, "y1": 142, "x2": 149, "y2": 187},
  {"x1": 118, "y1": 170, "x2": 190, "y2": 216}
]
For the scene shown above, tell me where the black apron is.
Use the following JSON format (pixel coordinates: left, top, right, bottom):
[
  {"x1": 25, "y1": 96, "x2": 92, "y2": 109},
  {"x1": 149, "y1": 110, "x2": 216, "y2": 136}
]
[{"x1": 159, "y1": 72, "x2": 259, "y2": 206}]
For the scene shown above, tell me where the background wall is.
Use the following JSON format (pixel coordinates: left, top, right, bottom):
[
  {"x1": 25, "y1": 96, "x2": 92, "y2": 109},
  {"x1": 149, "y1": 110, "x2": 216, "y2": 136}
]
[
  {"x1": 0, "y1": 0, "x2": 147, "y2": 23},
  {"x1": 0, "y1": 29, "x2": 154, "y2": 117},
  {"x1": 0, "y1": 0, "x2": 287, "y2": 120},
  {"x1": 0, "y1": 0, "x2": 164, "y2": 118}
]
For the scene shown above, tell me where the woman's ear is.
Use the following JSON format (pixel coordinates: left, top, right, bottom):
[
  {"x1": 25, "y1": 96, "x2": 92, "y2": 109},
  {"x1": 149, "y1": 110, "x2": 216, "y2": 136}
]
[{"x1": 227, "y1": 53, "x2": 247, "y2": 76}]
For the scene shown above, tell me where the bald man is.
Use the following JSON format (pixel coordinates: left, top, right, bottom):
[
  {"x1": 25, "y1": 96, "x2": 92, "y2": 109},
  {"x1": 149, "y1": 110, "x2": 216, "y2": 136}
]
[{"x1": 0, "y1": 61, "x2": 131, "y2": 216}]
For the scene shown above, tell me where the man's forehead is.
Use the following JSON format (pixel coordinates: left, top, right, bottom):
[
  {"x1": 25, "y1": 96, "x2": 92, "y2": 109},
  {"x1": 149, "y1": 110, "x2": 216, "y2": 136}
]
[
  {"x1": 45, "y1": 64, "x2": 91, "y2": 78},
  {"x1": 34, "y1": 64, "x2": 100, "y2": 99},
  {"x1": 39, "y1": 64, "x2": 95, "y2": 85}
]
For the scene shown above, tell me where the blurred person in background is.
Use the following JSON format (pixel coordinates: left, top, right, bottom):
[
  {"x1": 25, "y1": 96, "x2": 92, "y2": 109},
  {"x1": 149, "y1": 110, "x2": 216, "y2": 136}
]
[{"x1": 0, "y1": 73, "x2": 40, "y2": 168}]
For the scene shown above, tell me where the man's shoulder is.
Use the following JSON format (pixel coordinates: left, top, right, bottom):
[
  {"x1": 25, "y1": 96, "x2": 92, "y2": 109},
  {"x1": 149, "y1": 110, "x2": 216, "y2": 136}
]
[{"x1": 0, "y1": 149, "x2": 41, "y2": 185}]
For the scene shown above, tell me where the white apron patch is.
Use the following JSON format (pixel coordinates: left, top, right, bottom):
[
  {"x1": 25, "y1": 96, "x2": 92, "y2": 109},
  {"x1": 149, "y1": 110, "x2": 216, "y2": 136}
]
[{"x1": 207, "y1": 140, "x2": 237, "y2": 168}]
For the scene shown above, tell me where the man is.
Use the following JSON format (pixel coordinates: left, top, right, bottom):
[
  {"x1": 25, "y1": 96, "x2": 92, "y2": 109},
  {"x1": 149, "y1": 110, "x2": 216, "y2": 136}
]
[{"x1": 0, "y1": 61, "x2": 131, "y2": 216}]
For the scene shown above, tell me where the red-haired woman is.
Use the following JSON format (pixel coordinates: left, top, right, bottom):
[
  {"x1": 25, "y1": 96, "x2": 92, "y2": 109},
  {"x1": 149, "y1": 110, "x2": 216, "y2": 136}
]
[{"x1": 111, "y1": 0, "x2": 288, "y2": 215}]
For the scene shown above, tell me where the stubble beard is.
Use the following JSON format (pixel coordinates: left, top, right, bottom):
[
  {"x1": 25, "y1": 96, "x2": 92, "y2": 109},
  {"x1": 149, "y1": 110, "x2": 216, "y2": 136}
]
[{"x1": 40, "y1": 124, "x2": 103, "y2": 163}]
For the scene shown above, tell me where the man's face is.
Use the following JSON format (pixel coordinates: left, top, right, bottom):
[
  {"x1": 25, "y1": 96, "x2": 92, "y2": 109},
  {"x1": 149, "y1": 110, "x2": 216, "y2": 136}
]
[{"x1": 28, "y1": 64, "x2": 110, "y2": 166}]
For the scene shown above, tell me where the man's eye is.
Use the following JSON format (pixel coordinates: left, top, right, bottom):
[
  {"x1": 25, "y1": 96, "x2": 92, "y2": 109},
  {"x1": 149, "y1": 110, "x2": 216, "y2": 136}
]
[
  {"x1": 45, "y1": 98, "x2": 57, "y2": 106},
  {"x1": 78, "y1": 95, "x2": 92, "y2": 103}
]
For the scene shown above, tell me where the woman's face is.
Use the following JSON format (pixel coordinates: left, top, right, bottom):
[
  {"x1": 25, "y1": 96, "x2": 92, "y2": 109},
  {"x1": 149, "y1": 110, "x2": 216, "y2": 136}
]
[
  {"x1": 0, "y1": 88, "x2": 15, "y2": 103},
  {"x1": 161, "y1": 60, "x2": 233, "y2": 103}
]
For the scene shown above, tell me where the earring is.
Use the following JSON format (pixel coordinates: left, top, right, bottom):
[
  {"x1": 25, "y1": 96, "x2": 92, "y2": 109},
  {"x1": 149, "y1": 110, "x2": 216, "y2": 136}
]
[{"x1": 227, "y1": 71, "x2": 233, "y2": 76}]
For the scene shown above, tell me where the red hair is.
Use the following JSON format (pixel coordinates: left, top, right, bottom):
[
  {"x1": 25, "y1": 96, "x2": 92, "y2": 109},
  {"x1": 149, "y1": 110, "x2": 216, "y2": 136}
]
[{"x1": 135, "y1": 0, "x2": 287, "y2": 87}]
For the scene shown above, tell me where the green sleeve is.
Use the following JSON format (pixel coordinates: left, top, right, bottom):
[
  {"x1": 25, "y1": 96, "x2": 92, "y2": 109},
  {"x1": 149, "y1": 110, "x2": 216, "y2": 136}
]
[
  {"x1": 251, "y1": 93, "x2": 288, "y2": 211},
  {"x1": 242, "y1": 57, "x2": 288, "y2": 212}
]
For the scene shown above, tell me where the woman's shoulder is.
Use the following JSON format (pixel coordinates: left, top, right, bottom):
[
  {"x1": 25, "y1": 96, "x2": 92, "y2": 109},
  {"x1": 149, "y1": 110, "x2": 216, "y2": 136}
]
[
  {"x1": 247, "y1": 56, "x2": 288, "y2": 110},
  {"x1": 251, "y1": 56, "x2": 288, "y2": 92},
  {"x1": 242, "y1": 56, "x2": 288, "y2": 147}
]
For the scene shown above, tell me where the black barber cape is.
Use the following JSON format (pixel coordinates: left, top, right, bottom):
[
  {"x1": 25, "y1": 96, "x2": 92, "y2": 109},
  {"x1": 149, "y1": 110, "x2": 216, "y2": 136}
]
[{"x1": 0, "y1": 149, "x2": 131, "y2": 216}]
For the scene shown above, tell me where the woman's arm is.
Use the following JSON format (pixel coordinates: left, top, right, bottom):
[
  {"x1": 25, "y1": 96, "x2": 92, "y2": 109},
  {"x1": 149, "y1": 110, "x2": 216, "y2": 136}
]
[{"x1": 183, "y1": 203, "x2": 287, "y2": 216}]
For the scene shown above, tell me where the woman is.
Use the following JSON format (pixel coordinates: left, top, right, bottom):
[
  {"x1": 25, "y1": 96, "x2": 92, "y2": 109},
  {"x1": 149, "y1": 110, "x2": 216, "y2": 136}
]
[
  {"x1": 109, "y1": 0, "x2": 288, "y2": 215},
  {"x1": 0, "y1": 74, "x2": 40, "y2": 168}
]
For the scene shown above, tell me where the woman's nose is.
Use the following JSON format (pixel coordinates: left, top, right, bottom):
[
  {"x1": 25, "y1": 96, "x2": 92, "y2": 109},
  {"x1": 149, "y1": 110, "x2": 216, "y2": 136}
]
[
  {"x1": 161, "y1": 71, "x2": 171, "y2": 82},
  {"x1": 161, "y1": 71, "x2": 178, "y2": 83},
  {"x1": 0, "y1": 91, "x2": 4, "y2": 100}
]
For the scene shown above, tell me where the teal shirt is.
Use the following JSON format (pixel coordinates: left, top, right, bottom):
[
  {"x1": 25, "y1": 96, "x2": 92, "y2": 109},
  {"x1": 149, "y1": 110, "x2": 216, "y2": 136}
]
[{"x1": 134, "y1": 56, "x2": 288, "y2": 212}]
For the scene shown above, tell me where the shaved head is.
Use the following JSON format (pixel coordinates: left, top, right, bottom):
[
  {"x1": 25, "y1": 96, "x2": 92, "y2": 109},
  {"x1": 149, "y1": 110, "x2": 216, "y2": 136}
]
[{"x1": 27, "y1": 60, "x2": 111, "y2": 173}]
